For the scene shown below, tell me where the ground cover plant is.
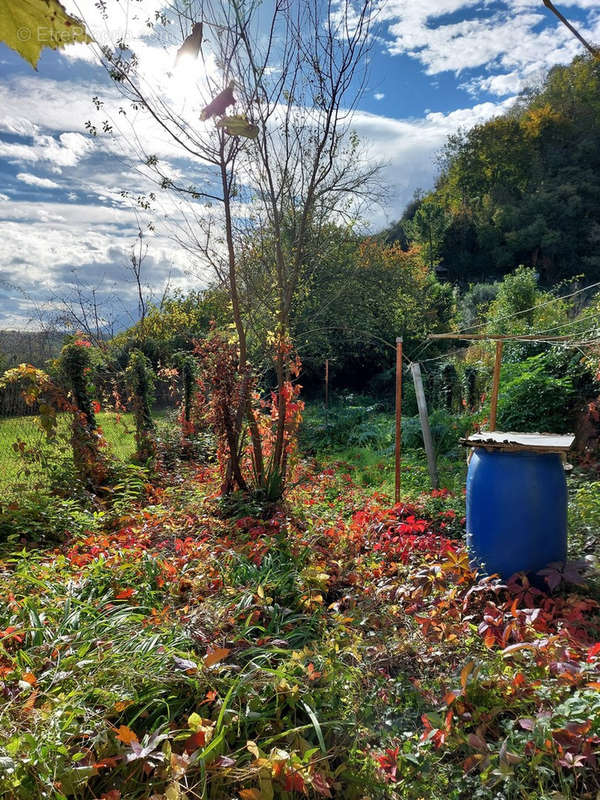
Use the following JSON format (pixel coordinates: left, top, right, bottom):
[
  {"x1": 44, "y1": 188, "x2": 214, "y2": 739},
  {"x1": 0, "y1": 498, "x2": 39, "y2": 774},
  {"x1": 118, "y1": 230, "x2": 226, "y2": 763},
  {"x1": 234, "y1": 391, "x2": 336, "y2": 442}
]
[{"x1": 1, "y1": 400, "x2": 599, "y2": 799}]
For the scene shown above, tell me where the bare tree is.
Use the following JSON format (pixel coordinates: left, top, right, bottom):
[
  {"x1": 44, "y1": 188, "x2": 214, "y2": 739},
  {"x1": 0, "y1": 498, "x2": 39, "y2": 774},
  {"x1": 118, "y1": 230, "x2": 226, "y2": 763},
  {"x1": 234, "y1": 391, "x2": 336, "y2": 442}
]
[{"x1": 90, "y1": 0, "x2": 381, "y2": 495}]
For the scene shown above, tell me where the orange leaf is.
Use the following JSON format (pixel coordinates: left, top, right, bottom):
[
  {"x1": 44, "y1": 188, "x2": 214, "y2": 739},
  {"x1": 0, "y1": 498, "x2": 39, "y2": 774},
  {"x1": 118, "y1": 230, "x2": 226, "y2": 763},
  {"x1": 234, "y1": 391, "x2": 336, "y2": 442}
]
[
  {"x1": 22, "y1": 672, "x2": 37, "y2": 686},
  {"x1": 460, "y1": 661, "x2": 474, "y2": 690},
  {"x1": 204, "y1": 648, "x2": 231, "y2": 667},
  {"x1": 586, "y1": 682, "x2": 600, "y2": 690},
  {"x1": 22, "y1": 689, "x2": 38, "y2": 711},
  {"x1": 116, "y1": 725, "x2": 138, "y2": 745},
  {"x1": 94, "y1": 757, "x2": 120, "y2": 769},
  {"x1": 239, "y1": 790, "x2": 262, "y2": 800},
  {"x1": 115, "y1": 588, "x2": 136, "y2": 600}
]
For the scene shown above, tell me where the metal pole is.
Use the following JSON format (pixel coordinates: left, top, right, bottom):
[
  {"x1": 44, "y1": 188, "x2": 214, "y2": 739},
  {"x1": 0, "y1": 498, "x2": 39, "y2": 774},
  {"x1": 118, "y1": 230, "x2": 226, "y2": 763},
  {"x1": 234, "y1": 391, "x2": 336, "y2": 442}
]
[
  {"x1": 489, "y1": 340, "x2": 503, "y2": 431},
  {"x1": 395, "y1": 337, "x2": 403, "y2": 504},
  {"x1": 411, "y1": 362, "x2": 439, "y2": 490}
]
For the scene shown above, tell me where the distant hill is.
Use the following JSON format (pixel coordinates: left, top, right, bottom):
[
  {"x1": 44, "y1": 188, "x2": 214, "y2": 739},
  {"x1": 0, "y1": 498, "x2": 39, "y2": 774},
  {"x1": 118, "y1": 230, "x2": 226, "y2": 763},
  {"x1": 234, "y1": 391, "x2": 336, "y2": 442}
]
[{"x1": 384, "y1": 55, "x2": 600, "y2": 287}]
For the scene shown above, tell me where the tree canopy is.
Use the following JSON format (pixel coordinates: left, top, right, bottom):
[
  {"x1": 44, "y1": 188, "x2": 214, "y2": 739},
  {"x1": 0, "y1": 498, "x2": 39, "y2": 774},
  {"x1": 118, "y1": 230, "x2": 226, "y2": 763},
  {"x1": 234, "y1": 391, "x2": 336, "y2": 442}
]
[{"x1": 387, "y1": 55, "x2": 600, "y2": 286}]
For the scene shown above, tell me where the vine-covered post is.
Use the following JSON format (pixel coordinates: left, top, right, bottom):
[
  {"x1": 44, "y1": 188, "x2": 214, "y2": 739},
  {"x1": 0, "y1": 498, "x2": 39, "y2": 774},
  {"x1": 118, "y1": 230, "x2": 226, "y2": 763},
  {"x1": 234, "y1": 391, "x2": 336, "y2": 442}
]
[
  {"x1": 125, "y1": 349, "x2": 156, "y2": 464},
  {"x1": 59, "y1": 339, "x2": 107, "y2": 491},
  {"x1": 181, "y1": 356, "x2": 196, "y2": 429}
]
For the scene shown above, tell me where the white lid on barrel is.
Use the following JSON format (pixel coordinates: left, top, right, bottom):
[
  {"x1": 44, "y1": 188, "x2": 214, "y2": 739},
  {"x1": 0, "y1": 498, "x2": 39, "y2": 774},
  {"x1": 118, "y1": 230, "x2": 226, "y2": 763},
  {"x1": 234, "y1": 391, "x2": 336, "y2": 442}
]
[{"x1": 460, "y1": 431, "x2": 575, "y2": 453}]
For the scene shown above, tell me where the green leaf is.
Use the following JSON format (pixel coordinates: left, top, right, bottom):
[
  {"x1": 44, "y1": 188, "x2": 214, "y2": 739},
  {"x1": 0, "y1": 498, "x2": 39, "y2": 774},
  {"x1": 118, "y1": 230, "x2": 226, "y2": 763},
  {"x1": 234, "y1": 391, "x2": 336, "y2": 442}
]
[
  {"x1": 216, "y1": 115, "x2": 259, "y2": 139},
  {"x1": 0, "y1": 0, "x2": 92, "y2": 69}
]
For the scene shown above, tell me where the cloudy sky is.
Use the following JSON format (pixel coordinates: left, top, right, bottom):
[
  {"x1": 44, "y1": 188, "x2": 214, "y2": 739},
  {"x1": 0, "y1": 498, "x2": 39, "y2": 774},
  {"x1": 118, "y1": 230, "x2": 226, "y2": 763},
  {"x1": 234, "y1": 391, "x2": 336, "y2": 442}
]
[{"x1": 0, "y1": 0, "x2": 599, "y2": 330}]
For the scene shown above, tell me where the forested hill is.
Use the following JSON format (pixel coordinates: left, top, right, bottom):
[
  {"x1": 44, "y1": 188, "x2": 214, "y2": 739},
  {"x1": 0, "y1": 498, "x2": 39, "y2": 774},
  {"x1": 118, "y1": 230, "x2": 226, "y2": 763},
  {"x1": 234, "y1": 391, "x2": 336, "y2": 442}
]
[{"x1": 387, "y1": 55, "x2": 600, "y2": 287}]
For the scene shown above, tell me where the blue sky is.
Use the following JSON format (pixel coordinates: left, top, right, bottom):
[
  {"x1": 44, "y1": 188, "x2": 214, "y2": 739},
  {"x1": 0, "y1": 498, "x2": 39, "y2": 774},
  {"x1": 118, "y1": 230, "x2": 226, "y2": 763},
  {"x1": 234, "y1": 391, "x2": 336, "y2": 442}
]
[{"x1": 1, "y1": 0, "x2": 599, "y2": 330}]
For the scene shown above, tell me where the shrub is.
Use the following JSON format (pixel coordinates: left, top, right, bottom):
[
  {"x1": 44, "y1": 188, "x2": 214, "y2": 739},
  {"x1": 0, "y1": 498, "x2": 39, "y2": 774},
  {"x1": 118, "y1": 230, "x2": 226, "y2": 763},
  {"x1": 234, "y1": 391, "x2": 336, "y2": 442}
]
[
  {"x1": 497, "y1": 354, "x2": 576, "y2": 433},
  {"x1": 0, "y1": 493, "x2": 103, "y2": 544}
]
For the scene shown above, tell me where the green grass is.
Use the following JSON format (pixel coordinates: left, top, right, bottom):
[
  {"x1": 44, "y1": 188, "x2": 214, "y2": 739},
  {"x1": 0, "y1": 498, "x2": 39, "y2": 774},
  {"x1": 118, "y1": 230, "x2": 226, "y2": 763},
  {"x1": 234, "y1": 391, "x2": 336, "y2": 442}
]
[
  {"x1": 0, "y1": 411, "x2": 168, "y2": 496},
  {"x1": 300, "y1": 399, "x2": 470, "y2": 500}
]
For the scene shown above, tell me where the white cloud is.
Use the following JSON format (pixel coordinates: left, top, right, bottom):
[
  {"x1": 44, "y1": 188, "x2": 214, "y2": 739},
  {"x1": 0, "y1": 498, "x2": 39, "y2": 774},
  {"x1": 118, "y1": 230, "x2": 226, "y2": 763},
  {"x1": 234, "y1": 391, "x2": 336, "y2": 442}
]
[
  {"x1": 379, "y1": 0, "x2": 600, "y2": 94},
  {"x1": 16, "y1": 173, "x2": 61, "y2": 189},
  {"x1": 0, "y1": 131, "x2": 94, "y2": 168},
  {"x1": 374, "y1": 92, "x2": 385, "y2": 101},
  {"x1": 351, "y1": 97, "x2": 514, "y2": 227}
]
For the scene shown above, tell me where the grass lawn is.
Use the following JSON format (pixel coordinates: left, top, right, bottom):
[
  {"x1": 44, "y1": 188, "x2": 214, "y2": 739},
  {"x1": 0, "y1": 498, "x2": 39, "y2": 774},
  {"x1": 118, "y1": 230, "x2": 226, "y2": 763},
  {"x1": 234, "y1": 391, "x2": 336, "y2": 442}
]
[{"x1": 0, "y1": 410, "x2": 170, "y2": 496}]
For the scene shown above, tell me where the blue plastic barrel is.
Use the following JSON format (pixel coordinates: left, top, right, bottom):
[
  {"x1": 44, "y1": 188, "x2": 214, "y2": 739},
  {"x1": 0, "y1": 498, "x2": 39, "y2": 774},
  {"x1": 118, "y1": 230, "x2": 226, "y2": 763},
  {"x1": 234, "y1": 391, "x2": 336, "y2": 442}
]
[{"x1": 466, "y1": 448, "x2": 567, "y2": 578}]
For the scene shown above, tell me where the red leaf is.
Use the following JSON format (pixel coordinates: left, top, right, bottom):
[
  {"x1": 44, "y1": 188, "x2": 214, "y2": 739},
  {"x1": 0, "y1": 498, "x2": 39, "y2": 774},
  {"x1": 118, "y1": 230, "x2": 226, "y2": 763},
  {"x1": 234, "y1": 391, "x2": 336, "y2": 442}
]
[
  {"x1": 200, "y1": 84, "x2": 235, "y2": 120},
  {"x1": 185, "y1": 730, "x2": 207, "y2": 753}
]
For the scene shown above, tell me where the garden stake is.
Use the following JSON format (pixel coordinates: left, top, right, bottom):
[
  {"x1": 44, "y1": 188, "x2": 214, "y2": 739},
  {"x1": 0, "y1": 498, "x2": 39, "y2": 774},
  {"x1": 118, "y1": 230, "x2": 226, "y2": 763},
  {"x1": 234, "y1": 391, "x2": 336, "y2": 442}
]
[{"x1": 490, "y1": 340, "x2": 503, "y2": 431}]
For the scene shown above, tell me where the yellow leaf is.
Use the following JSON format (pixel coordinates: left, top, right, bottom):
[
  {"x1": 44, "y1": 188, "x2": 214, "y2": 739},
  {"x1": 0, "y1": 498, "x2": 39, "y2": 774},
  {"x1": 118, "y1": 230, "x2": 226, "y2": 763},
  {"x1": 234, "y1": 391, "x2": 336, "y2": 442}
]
[
  {"x1": 116, "y1": 725, "x2": 138, "y2": 745},
  {"x1": 0, "y1": 0, "x2": 92, "y2": 69},
  {"x1": 257, "y1": 585, "x2": 265, "y2": 599},
  {"x1": 246, "y1": 740, "x2": 260, "y2": 759},
  {"x1": 187, "y1": 713, "x2": 203, "y2": 732},
  {"x1": 204, "y1": 647, "x2": 230, "y2": 668},
  {"x1": 216, "y1": 114, "x2": 259, "y2": 139}
]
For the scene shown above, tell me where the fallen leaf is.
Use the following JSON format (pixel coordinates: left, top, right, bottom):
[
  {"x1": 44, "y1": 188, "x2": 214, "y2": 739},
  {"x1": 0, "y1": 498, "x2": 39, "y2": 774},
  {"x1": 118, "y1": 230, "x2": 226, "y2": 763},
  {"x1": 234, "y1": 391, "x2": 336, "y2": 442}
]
[
  {"x1": 501, "y1": 642, "x2": 538, "y2": 656},
  {"x1": 22, "y1": 688, "x2": 38, "y2": 711},
  {"x1": 115, "y1": 588, "x2": 135, "y2": 600},
  {"x1": 239, "y1": 790, "x2": 262, "y2": 800},
  {"x1": 460, "y1": 660, "x2": 474, "y2": 689},
  {"x1": 204, "y1": 647, "x2": 230, "y2": 667},
  {"x1": 116, "y1": 725, "x2": 138, "y2": 745},
  {"x1": 246, "y1": 740, "x2": 260, "y2": 759},
  {"x1": 184, "y1": 730, "x2": 208, "y2": 753},
  {"x1": 173, "y1": 656, "x2": 198, "y2": 673}
]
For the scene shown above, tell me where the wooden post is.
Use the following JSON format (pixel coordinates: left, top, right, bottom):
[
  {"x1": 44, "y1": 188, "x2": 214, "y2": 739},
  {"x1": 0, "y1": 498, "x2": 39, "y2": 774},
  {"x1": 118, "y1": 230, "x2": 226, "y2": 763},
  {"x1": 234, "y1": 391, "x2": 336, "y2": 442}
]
[
  {"x1": 324, "y1": 358, "x2": 329, "y2": 429},
  {"x1": 411, "y1": 362, "x2": 439, "y2": 490},
  {"x1": 489, "y1": 340, "x2": 503, "y2": 431},
  {"x1": 395, "y1": 337, "x2": 402, "y2": 504}
]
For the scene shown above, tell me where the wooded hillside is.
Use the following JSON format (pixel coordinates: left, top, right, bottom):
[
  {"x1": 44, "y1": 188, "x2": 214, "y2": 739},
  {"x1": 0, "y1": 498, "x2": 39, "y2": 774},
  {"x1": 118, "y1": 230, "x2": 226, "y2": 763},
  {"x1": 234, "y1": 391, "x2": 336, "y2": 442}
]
[{"x1": 388, "y1": 55, "x2": 600, "y2": 286}]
